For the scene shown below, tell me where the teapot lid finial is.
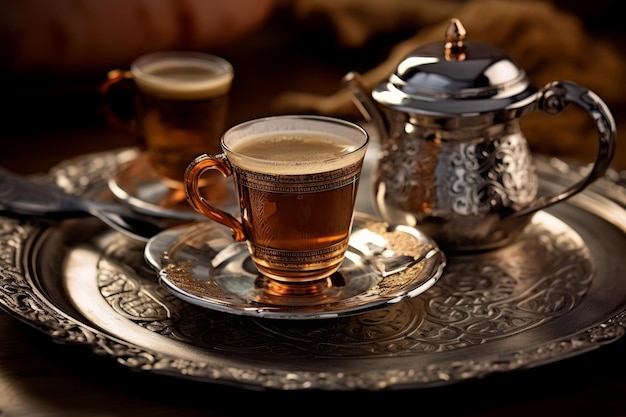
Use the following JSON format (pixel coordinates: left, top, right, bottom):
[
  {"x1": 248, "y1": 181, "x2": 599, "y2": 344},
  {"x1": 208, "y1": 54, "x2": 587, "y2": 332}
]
[{"x1": 445, "y1": 18, "x2": 467, "y2": 61}]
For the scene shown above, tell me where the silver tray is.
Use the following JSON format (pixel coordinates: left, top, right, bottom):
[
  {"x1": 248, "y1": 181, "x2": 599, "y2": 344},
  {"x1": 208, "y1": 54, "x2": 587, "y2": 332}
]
[{"x1": 1, "y1": 146, "x2": 625, "y2": 391}]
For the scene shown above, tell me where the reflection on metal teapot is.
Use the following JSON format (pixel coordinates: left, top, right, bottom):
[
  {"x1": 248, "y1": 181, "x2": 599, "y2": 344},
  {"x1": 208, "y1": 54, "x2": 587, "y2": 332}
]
[{"x1": 344, "y1": 18, "x2": 616, "y2": 252}]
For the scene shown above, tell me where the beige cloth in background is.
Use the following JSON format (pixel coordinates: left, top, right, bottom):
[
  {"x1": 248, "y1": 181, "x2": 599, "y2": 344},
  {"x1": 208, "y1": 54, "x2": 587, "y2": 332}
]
[{"x1": 274, "y1": 0, "x2": 626, "y2": 169}]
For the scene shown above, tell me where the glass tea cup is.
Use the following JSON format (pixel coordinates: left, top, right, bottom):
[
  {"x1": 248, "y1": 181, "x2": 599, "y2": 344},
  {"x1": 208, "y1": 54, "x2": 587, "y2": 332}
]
[
  {"x1": 184, "y1": 115, "x2": 369, "y2": 296},
  {"x1": 100, "y1": 51, "x2": 234, "y2": 192}
]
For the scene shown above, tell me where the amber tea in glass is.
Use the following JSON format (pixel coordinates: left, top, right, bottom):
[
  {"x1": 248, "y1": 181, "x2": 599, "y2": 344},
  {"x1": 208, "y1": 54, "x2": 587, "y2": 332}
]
[{"x1": 184, "y1": 115, "x2": 369, "y2": 293}]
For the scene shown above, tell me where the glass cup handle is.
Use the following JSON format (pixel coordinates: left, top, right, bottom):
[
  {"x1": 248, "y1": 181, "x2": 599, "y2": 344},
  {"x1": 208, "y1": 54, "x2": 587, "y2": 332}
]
[
  {"x1": 515, "y1": 80, "x2": 617, "y2": 217},
  {"x1": 184, "y1": 153, "x2": 246, "y2": 241},
  {"x1": 98, "y1": 69, "x2": 143, "y2": 143}
]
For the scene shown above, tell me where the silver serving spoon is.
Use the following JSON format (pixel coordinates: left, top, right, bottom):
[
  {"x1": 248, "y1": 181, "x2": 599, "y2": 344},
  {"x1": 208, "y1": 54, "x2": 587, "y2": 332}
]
[{"x1": 0, "y1": 168, "x2": 165, "y2": 242}]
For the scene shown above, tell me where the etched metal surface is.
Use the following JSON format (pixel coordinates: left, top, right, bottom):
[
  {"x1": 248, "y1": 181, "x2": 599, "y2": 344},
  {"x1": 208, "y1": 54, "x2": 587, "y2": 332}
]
[
  {"x1": 0, "y1": 148, "x2": 625, "y2": 391},
  {"x1": 103, "y1": 210, "x2": 590, "y2": 350},
  {"x1": 144, "y1": 217, "x2": 445, "y2": 319},
  {"x1": 373, "y1": 123, "x2": 545, "y2": 251},
  {"x1": 377, "y1": 129, "x2": 537, "y2": 215}
]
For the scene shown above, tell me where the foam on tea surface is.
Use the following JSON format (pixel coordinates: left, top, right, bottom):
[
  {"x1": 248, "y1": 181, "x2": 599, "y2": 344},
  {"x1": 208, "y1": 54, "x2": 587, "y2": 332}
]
[
  {"x1": 133, "y1": 57, "x2": 233, "y2": 100},
  {"x1": 227, "y1": 132, "x2": 366, "y2": 175}
]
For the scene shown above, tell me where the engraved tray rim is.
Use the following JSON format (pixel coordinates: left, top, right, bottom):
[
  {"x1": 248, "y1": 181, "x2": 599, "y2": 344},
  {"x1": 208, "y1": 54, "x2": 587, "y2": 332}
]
[{"x1": 1, "y1": 146, "x2": 626, "y2": 391}]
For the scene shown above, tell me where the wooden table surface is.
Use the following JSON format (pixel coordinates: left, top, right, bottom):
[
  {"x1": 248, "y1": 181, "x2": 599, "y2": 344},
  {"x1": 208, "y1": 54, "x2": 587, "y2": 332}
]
[{"x1": 2, "y1": 7, "x2": 626, "y2": 416}]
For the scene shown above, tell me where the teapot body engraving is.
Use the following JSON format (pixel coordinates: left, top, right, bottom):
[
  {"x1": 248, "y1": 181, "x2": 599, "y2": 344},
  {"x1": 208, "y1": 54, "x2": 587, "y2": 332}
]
[{"x1": 374, "y1": 117, "x2": 539, "y2": 250}]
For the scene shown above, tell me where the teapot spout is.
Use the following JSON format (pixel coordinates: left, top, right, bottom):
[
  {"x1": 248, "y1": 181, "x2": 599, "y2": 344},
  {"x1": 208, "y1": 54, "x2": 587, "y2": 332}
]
[{"x1": 342, "y1": 71, "x2": 389, "y2": 141}]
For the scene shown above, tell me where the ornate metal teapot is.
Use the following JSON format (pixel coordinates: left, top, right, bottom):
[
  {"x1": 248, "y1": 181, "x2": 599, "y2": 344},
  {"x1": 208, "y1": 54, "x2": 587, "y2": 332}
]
[{"x1": 344, "y1": 18, "x2": 616, "y2": 252}]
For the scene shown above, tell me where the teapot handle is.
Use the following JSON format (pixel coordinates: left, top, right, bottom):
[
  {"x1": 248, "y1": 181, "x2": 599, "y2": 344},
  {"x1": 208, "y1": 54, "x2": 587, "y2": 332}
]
[{"x1": 514, "y1": 81, "x2": 616, "y2": 217}]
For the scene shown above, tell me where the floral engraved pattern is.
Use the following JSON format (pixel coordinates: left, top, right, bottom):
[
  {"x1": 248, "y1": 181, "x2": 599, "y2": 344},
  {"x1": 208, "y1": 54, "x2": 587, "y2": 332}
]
[
  {"x1": 449, "y1": 134, "x2": 537, "y2": 215},
  {"x1": 0, "y1": 149, "x2": 624, "y2": 390},
  {"x1": 380, "y1": 131, "x2": 538, "y2": 216},
  {"x1": 92, "y1": 212, "x2": 592, "y2": 359}
]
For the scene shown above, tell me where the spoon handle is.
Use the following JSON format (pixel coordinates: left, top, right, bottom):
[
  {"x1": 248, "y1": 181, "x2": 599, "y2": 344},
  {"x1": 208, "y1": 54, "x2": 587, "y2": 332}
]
[
  {"x1": 0, "y1": 168, "x2": 94, "y2": 217},
  {"x1": 0, "y1": 168, "x2": 165, "y2": 242}
]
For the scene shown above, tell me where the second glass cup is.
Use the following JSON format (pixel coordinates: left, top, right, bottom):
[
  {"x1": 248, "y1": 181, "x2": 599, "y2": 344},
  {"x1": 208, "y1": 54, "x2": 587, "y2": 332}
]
[
  {"x1": 184, "y1": 115, "x2": 369, "y2": 295},
  {"x1": 100, "y1": 50, "x2": 234, "y2": 210}
]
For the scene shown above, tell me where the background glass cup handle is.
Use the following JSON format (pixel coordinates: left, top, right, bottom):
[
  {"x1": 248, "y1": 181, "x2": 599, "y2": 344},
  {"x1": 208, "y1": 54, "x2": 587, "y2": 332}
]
[
  {"x1": 514, "y1": 80, "x2": 617, "y2": 218},
  {"x1": 98, "y1": 69, "x2": 143, "y2": 143},
  {"x1": 184, "y1": 153, "x2": 246, "y2": 241}
]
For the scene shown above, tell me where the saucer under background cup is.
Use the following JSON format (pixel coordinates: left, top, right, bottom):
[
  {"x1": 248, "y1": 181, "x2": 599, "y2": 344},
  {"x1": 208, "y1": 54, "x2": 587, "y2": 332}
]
[{"x1": 108, "y1": 152, "x2": 239, "y2": 220}]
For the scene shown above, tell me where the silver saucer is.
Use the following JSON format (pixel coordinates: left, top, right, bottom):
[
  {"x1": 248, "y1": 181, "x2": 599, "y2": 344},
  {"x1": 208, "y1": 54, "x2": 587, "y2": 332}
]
[
  {"x1": 108, "y1": 151, "x2": 238, "y2": 220},
  {"x1": 144, "y1": 213, "x2": 447, "y2": 319}
]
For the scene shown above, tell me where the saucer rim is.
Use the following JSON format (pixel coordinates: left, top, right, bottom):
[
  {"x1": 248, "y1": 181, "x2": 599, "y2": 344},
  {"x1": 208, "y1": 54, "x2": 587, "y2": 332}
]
[
  {"x1": 145, "y1": 213, "x2": 447, "y2": 320},
  {"x1": 108, "y1": 152, "x2": 211, "y2": 221}
]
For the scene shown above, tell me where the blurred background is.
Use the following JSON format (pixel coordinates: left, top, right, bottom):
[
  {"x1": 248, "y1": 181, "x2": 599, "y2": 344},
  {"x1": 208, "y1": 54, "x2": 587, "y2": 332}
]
[{"x1": 1, "y1": 0, "x2": 624, "y2": 174}]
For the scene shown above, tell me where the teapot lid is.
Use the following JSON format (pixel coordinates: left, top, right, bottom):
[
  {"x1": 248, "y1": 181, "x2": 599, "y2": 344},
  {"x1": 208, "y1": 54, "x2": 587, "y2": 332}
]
[{"x1": 372, "y1": 18, "x2": 538, "y2": 116}]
